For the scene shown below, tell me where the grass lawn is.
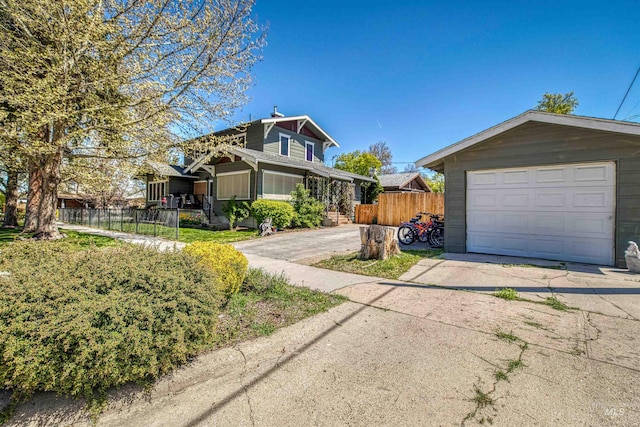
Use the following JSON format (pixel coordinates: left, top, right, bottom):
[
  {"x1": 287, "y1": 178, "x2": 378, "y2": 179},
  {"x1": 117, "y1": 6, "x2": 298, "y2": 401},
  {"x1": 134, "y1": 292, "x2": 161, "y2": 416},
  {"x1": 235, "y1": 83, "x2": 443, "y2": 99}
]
[
  {"x1": 215, "y1": 269, "x2": 346, "y2": 344},
  {"x1": 176, "y1": 227, "x2": 256, "y2": 244},
  {"x1": 313, "y1": 249, "x2": 444, "y2": 280},
  {"x1": 0, "y1": 227, "x2": 118, "y2": 249}
]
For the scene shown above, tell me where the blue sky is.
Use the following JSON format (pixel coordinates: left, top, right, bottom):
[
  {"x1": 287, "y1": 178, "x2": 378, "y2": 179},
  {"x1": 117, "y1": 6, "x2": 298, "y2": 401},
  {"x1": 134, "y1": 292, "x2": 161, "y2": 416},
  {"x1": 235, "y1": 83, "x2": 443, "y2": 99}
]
[{"x1": 228, "y1": 0, "x2": 640, "y2": 169}]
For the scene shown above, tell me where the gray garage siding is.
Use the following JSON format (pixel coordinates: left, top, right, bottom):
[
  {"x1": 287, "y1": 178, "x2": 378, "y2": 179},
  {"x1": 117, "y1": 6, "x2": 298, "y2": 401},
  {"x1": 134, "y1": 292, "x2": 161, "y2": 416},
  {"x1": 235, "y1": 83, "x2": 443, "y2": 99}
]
[{"x1": 442, "y1": 121, "x2": 640, "y2": 267}]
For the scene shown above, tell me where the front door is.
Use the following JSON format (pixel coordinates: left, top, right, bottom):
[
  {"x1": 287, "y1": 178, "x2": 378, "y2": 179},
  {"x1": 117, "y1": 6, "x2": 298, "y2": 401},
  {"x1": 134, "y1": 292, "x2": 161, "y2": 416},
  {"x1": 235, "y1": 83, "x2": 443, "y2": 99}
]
[{"x1": 193, "y1": 181, "x2": 207, "y2": 204}]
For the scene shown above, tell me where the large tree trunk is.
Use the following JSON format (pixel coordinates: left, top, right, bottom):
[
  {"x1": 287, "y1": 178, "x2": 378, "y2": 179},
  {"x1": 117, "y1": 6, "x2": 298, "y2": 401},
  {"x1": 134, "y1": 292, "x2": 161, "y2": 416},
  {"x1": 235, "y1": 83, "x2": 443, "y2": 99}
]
[
  {"x1": 2, "y1": 169, "x2": 19, "y2": 227},
  {"x1": 22, "y1": 163, "x2": 41, "y2": 232},
  {"x1": 24, "y1": 125, "x2": 64, "y2": 239}
]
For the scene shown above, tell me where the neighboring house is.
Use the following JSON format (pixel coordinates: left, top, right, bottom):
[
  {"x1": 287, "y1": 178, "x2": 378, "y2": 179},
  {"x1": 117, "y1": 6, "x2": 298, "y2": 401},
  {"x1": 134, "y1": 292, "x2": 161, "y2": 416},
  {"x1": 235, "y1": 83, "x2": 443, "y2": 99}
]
[
  {"x1": 57, "y1": 193, "x2": 92, "y2": 209},
  {"x1": 379, "y1": 172, "x2": 431, "y2": 193},
  {"x1": 144, "y1": 108, "x2": 376, "y2": 226},
  {"x1": 415, "y1": 110, "x2": 640, "y2": 268}
]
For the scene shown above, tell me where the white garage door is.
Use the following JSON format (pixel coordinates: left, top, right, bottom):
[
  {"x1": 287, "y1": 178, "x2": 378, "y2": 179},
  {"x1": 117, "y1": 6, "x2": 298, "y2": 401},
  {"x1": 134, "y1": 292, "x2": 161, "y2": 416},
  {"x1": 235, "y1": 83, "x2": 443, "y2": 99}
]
[{"x1": 466, "y1": 162, "x2": 615, "y2": 265}]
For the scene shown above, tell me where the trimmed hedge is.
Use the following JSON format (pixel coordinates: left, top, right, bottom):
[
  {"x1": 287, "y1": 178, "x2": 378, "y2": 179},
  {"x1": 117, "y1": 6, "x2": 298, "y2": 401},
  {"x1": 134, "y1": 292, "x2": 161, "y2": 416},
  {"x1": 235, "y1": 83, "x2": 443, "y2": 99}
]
[
  {"x1": 0, "y1": 241, "x2": 223, "y2": 410},
  {"x1": 182, "y1": 241, "x2": 248, "y2": 295},
  {"x1": 251, "y1": 199, "x2": 295, "y2": 229}
]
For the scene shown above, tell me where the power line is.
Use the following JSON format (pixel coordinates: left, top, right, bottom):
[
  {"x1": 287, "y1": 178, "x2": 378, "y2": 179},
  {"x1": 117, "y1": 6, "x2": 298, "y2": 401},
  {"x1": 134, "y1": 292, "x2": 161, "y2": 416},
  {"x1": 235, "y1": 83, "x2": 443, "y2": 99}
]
[{"x1": 613, "y1": 64, "x2": 640, "y2": 120}]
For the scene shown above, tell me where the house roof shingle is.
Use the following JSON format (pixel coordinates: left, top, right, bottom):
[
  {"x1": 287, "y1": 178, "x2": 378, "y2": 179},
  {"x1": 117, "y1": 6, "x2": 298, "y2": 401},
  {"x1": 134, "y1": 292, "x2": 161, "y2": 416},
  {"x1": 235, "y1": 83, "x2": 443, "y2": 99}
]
[
  {"x1": 147, "y1": 161, "x2": 197, "y2": 178},
  {"x1": 223, "y1": 146, "x2": 376, "y2": 183},
  {"x1": 378, "y1": 172, "x2": 430, "y2": 192}
]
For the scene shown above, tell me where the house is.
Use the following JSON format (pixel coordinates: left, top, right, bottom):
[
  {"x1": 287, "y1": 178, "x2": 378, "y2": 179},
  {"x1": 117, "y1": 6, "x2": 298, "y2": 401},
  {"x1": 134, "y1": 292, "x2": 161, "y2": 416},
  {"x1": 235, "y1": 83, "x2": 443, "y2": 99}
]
[
  {"x1": 144, "y1": 108, "x2": 376, "y2": 227},
  {"x1": 415, "y1": 110, "x2": 640, "y2": 268},
  {"x1": 378, "y1": 172, "x2": 431, "y2": 193}
]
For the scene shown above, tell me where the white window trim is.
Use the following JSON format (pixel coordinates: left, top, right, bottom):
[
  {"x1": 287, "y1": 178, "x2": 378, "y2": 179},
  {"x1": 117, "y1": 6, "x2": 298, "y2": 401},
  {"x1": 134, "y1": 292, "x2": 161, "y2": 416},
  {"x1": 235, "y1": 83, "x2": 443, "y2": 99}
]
[
  {"x1": 305, "y1": 141, "x2": 315, "y2": 162},
  {"x1": 216, "y1": 170, "x2": 251, "y2": 200},
  {"x1": 279, "y1": 133, "x2": 290, "y2": 157},
  {"x1": 148, "y1": 180, "x2": 167, "y2": 202},
  {"x1": 262, "y1": 170, "x2": 304, "y2": 200}
]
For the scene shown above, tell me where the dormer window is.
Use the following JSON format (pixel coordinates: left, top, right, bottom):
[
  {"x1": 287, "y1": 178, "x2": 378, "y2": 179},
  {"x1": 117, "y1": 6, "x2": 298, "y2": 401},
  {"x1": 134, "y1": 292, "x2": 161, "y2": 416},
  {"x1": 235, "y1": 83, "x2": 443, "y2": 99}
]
[{"x1": 279, "y1": 134, "x2": 290, "y2": 157}]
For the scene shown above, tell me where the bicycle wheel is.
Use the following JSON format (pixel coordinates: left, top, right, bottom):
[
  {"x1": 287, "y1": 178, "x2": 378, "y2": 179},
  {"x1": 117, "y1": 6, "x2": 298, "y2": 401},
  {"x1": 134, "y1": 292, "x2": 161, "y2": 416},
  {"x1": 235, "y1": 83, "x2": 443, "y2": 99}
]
[
  {"x1": 418, "y1": 227, "x2": 430, "y2": 243},
  {"x1": 397, "y1": 225, "x2": 415, "y2": 245},
  {"x1": 428, "y1": 227, "x2": 444, "y2": 248}
]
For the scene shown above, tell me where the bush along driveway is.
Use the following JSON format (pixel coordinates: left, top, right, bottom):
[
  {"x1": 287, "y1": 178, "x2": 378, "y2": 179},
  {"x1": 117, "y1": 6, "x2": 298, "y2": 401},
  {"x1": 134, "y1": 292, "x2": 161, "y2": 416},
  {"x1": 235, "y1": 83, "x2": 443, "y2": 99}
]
[{"x1": 0, "y1": 233, "x2": 344, "y2": 424}]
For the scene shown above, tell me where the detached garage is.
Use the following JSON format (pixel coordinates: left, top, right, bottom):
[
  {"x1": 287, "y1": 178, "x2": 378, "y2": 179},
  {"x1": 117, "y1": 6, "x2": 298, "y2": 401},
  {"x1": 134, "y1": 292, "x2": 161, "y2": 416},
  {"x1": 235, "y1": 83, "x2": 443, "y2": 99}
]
[{"x1": 415, "y1": 111, "x2": 640, "y2": 267}]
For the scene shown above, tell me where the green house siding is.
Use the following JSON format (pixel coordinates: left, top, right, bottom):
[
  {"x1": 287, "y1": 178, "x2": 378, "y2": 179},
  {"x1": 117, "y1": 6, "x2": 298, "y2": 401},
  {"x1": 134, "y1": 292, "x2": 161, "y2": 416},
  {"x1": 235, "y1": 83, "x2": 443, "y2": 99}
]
[
  {"x1": 245, "y1": 123, "x2": 265, "y2": 151},
  {"x1": 264, "y1": 126, "x2": 325, "y2": 163},
  {"x1": 442, "y1": 121, "x2": 640, "y2": 267}
]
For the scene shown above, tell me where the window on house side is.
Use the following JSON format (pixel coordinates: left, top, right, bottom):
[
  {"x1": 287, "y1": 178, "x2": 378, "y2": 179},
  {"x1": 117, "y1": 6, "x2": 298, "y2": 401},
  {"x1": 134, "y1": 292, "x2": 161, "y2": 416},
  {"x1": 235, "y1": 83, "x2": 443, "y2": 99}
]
[
  {"x1": 305, "y1": 141, "x2": 314, "y2": 162},
  {"x1": 148, "y1": 181, "x2": 167, "y2": 202},
  {"x1": 217, "y1": 171, "x2": 250, "y2": 200},
  {"x1": 263, "y1": 171, "x2": 303, "y2": 200},
  {"x1": 279, "y1": 134, "x2": 290, "y2": 157}
]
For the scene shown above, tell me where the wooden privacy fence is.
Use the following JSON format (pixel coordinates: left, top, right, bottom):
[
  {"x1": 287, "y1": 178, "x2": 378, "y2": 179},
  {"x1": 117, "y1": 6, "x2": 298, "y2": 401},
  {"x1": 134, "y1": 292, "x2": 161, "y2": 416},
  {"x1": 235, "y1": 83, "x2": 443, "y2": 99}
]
[{"x1": 355, "y1": 192, "x2": 444, "y2": 226}]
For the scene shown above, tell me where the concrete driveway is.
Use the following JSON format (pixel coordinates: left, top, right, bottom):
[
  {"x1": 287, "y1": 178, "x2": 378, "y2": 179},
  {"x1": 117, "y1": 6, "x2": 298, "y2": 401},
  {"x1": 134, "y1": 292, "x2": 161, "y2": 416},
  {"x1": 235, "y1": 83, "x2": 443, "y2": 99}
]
[
  {"x1": 6, "y1": 224, "x2": 640, "y2": 426},
  {"x1": 232, "y1": 224, "x2": 364, "y2": 262}
]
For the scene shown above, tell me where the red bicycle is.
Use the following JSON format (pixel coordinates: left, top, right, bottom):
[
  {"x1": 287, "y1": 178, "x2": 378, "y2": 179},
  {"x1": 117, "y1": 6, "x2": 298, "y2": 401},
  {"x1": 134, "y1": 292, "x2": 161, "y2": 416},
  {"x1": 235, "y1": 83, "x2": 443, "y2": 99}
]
[{"x1": 397, "y1": 212, "x2": 444, "y2": 248}]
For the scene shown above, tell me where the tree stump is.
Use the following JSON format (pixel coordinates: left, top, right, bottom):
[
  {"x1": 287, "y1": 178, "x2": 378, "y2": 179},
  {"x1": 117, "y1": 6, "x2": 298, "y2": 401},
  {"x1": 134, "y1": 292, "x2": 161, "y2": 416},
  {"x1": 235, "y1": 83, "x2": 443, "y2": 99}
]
[{"x1": 359, "y1": 225, "x2": 400, "y2": 260}]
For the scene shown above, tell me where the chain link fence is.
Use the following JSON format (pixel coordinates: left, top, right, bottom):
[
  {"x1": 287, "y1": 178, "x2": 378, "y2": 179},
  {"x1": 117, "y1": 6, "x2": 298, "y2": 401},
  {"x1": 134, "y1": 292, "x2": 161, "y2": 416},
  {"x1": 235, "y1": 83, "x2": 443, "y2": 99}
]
[{"x1": 58, "y1": 208, "x2": 183, "y2": 240}]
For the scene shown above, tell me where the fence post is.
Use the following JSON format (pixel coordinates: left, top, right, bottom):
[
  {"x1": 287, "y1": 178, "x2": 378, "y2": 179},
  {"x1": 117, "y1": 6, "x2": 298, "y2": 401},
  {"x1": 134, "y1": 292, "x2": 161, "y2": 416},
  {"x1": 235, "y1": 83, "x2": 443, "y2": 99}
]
[
  {"x1": 154, "y1": 210, "x2": 157, "y2": 237},
  {"x1": 176, "y1": 208, "x2": 179, "y2": 240},
  {"x1": 97, "y1": 209, "x2": 101, "y2": 229},
  {"x1": 135, "y1": 210, "x2": 139, "y2": 234},
  {"x1": 108, "y1": 210, "x2": 111, "y2": 230},
  {"x1": 88, "y1": 209, "x2": 92, "y2": 227},
  {"x1": 120, "y1": 210, "x2": 124, "y2": 232}
]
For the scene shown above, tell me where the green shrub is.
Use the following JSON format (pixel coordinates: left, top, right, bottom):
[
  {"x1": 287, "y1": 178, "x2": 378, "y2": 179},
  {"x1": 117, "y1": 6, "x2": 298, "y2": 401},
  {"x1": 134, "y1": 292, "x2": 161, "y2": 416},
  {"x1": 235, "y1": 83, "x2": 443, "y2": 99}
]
[
  {"x1": 183, "y1": 241, "x2": 248, "y2": 294},
  {"x1": 222, "y1": 196, "x2": 251, "y2": 230},
  {"x1": 0, "y1": 241, "x2": 223, "y2": 412},
  {"x1": 251, "y1": 199, "x2": 294, "y2": 229},
  {"x1": 290, "y1": 183, "x2": 325, "y2": 228}
]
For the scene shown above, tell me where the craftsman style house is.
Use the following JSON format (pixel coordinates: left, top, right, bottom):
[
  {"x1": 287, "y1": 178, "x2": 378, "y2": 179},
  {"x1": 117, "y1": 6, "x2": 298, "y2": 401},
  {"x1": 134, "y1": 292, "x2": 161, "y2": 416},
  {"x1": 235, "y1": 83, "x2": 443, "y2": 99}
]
[{"x1": 144, "y1": 108, "x2": 375, "y2": 226}]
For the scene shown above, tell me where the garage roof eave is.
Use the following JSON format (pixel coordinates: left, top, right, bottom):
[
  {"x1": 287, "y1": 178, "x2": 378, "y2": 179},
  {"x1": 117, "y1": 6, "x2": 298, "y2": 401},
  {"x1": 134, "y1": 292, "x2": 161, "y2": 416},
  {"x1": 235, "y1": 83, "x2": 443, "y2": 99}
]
[
  {"x1": 415, "y1": 110, "x2": 640, "y2": 168},
  {"x1": 419, "y1": 160, "x2": 444, "y2": 174}
]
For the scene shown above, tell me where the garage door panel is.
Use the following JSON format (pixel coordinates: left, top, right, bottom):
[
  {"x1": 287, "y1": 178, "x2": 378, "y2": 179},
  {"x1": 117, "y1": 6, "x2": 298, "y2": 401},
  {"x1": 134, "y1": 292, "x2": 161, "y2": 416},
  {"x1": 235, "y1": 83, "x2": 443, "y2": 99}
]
[
  {"x1": 572, "y1": 215, "x2": 610, "y2": 235},
  {"x1": 574, "y1": 164, "x2": 610, "y2": 182},
  {"x1": 535, "y1": 191, "x2": 566, "y2": 208},
  {"x1": 535, "y1": 167, "x2": 566, "y2": 184},
  {"x1": 503, "y1": 170, "x2": 529, "y2": 184},
  {"x1": 502, "y1": 193, "x2": 529, "y2": 208},
  {"x1": 572, "y1": 191, "x2": 609, "y2": 208},
  {"x1": 467, "y1": 162, "x2": 615, "y2": 265}
]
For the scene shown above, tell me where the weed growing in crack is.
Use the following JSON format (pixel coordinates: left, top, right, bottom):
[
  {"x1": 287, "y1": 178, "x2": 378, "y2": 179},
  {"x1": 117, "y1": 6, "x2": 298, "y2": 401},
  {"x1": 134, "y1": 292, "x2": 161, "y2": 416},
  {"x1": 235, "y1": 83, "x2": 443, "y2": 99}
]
[
  {"x1": 495, "y1": 330, "x2": 520, "y2": 342},
  {"x1": 507, "y1": 359, "x2": 524, "y2": 373},
  {"x1": 524, "y1": 321, "x2": 544, "y2": 329},
  {"x1": 493, "y1": 288, "x2": 519, "y2": 301},
  {"x1": 493, "y1": 288, "x2": 519, "y2": 300},
  {"x1": 494, "y1": 370, "x2": 508, "y2": 382},
  {"x1": 543, "y1": 296, "x2": 569, "y2": 311},
  {"x1": 472, "y1": 386, "x2": 494, "y2": 408}
]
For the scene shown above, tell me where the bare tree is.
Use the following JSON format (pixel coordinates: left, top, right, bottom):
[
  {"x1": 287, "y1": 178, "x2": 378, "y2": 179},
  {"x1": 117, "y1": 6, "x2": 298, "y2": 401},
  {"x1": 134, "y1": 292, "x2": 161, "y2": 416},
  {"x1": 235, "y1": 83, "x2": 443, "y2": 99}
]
[{"x1": 368, "y1": 141, "x2": 397, "y2": 174}]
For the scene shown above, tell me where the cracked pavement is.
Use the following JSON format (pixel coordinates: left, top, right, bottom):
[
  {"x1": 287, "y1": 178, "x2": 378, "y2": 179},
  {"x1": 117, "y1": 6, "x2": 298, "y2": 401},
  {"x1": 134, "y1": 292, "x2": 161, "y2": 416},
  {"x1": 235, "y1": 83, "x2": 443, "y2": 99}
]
[{"x1": 6, "y1": 224, "x2": 640, "y2": 426}]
